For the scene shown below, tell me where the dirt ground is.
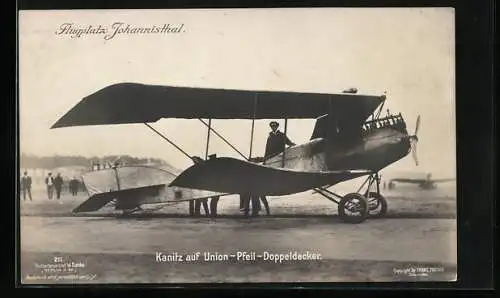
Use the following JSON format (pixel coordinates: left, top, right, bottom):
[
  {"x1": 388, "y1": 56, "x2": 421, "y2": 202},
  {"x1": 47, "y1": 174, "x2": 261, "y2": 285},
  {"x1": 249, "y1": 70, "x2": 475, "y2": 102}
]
[
  {"x1": 19, "y1": 182, "x2": 456, "y2": 218},
  {"x1": 19, "y1": 184, "x2": 457, "y2": 283}
]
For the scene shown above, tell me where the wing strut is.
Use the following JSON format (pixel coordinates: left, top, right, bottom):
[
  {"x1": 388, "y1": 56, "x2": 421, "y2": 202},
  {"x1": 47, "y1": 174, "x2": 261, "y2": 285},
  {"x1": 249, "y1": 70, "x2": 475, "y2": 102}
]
[
  {"x1": 205, "y1": 119, "x2": 211, "y2": 159},
  {"x1": 143, "y1": 123, "x2": 194, "y2": 162},
  {"x1": 282, "y1": 118, "x2": 288, "y2": 167},
  {"x1": 198, "y1": 119, "x2": 249, "y2": 161},
  {"x1": 249, "y1": 94, "x2": 258, "y2": 158}
]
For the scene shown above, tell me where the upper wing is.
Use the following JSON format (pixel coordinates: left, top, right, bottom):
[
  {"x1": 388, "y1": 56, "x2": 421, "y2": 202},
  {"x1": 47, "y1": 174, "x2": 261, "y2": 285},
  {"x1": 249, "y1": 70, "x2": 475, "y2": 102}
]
[
  {"x1": 51, "y1": 82, "x2": 385, "y2": 128},
  {"x1": 169, "y1": 157, "x2": 370, "y2": 196}
]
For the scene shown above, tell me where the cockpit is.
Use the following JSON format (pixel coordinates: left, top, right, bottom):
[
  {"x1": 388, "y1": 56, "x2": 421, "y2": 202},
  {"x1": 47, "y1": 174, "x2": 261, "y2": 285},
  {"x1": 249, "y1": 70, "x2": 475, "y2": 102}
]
[{"x1": 362, "y1": 113, "x2": 407, "y2": 134}]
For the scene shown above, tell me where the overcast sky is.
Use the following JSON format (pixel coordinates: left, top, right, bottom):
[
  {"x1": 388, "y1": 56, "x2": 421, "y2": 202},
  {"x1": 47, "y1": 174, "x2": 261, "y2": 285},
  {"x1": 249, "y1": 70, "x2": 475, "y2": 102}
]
[{"x1": 19, "y1": 8, "x2": 455, "y2": 176}]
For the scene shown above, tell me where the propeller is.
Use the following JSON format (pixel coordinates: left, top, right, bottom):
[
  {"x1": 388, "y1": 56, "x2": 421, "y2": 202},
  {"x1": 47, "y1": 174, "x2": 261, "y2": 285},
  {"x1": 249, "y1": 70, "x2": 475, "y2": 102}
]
[
  {"x1": 414, "y1": 114, "x2": 420, "y2": 136},
  {"x1": 409, "y1": 115, "x2": 420, "y2": 166}
]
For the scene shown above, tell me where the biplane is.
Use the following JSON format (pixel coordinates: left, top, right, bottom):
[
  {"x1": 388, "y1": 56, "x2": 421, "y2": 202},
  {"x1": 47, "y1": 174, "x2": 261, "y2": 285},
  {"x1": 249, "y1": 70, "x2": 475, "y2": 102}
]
[
  {"x1": 51, "y1": 82, "x2": 420, "y2": 223},
  {"x1": 388, "y1": 173, "x2": 455, "y2": 190}
]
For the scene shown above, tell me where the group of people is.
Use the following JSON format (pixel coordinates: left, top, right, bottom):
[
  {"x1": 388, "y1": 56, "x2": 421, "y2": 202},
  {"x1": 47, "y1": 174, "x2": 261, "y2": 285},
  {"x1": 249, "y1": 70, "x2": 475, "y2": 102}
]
[
  {"x1": 187, "y1": 121, "x2": 295, "y2": 217},
  {"x1": 91, "y1": 160, "x2": 121, "y2": 171},
  {"x1": 20, "y1": 171, "x2": 82, "y2": 201}
]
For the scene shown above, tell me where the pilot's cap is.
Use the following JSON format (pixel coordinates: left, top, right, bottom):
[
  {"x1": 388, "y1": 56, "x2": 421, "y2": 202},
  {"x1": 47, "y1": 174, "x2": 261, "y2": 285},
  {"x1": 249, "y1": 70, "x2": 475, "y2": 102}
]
[{"x1": 269, "y1": 121, "x2": 279, "y2": 128}]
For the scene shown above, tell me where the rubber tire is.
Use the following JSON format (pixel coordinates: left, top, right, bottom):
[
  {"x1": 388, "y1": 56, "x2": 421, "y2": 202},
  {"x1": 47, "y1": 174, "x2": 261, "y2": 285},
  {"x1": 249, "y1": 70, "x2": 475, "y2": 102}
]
[
  {"x1": 338, "y1": 193, "x2": 369, "y2": 224},
  {"x1": 366, "y1": 192, "x2": 388, "y2": 218}
]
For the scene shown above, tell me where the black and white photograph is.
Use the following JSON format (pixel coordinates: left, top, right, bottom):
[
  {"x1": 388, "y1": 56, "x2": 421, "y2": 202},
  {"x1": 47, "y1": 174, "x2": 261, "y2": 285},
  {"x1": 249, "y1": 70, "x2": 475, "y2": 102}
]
[{"x1": 18, "y1": 8, "x2": 457, "y2": 283}]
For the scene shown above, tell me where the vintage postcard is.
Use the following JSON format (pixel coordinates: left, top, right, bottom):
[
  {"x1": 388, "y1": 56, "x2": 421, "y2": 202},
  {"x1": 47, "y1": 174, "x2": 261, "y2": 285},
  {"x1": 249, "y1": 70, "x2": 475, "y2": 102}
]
[{"x1": 18, "y1": 8, "x2": 456, "y2": 283}]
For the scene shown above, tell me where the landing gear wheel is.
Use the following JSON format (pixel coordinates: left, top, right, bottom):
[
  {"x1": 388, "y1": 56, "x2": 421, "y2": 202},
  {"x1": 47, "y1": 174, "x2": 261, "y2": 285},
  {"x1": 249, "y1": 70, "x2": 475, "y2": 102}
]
[
  {"x1": 366, "y1": 192, "x2": 388, "y2": 218},
  {"x1": 338, "y1": 193, "x2": 369, "y2": 223}
]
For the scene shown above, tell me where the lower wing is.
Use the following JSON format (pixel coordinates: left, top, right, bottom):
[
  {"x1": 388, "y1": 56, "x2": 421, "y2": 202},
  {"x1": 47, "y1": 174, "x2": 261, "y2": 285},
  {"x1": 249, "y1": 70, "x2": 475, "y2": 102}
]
[{"x1": 169, "y1": 157, "x2": 370, "y2": 196}]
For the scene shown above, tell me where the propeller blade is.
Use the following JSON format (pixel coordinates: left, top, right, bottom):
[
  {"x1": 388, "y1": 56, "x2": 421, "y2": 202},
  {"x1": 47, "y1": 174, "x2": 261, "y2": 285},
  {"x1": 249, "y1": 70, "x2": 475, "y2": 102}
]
[
  {"x1": 411, "y1": 139, "x2": 419, "y2": 166},
  {"x1": 414, "y1": 115, "x2": 421, "y2": 136}
]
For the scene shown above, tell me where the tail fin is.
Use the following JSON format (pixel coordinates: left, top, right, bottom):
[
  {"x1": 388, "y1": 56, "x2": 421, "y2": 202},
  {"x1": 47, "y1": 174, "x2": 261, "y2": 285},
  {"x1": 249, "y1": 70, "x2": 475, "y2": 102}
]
[{"x1": 310, "y1": 114, "x2": 329, "y2": 140}]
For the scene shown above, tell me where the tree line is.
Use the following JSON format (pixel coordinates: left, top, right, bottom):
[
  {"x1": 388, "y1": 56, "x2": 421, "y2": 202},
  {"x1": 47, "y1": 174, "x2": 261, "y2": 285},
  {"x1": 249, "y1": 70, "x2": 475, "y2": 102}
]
[{"x1": 20, "y1": 153, "x2": 168, "y2": 169}]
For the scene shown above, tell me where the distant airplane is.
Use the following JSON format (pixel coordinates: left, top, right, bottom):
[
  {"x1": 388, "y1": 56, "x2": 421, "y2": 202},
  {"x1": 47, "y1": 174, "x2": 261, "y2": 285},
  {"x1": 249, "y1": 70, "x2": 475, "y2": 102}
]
[{"x1": 387, "y1": 173, "x2": 455, "y2": 190}]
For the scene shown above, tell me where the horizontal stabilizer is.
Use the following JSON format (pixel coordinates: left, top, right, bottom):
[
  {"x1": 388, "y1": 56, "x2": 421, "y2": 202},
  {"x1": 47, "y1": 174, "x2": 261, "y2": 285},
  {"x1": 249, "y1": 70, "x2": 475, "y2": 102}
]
[
  {"x1": 73, "y1": 184, "x2": 165, "y2": 213},
  {"x1": 170, "y1": 157, "x2": 369, "y2": 196}
]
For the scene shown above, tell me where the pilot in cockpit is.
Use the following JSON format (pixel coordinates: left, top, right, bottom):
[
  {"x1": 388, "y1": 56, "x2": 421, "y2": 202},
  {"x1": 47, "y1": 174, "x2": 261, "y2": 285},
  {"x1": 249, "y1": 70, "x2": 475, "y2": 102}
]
[{"x1": 264, "y1": 121, "x2": 296, "y2": 159}]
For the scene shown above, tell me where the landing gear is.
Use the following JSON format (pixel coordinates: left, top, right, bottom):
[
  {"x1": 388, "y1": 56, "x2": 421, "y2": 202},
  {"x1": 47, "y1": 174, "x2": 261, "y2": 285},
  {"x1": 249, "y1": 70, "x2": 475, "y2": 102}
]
[
  {"x1": 314, "y1": 171, "x2": 388, "y2": 223},
  {"x1": 313, "y1": 187, "x2": 369, "y2": 223},
  {"x1": 366, "y1": 192, "x2": 388, "y2": 218},
  {"x1": 338, "y1": 193, "x2": 369, "y2": 223},
  {"x1": 362, "y1": 173, "x2": 388, "y2": 218}
]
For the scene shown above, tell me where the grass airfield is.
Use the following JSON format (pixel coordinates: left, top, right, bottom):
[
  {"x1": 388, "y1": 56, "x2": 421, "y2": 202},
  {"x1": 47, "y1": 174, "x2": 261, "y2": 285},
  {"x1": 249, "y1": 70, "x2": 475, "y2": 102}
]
[{"x1": 20, "y1": 183, "x2": 457, "y2": 283}]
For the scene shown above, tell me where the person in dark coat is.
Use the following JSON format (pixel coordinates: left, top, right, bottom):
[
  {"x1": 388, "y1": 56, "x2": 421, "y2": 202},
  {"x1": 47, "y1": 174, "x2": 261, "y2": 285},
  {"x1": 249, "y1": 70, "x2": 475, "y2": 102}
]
[
  {"x1": 264, "y1": 121, "x2": 296, "y2": 159},
  {"x1": 69, "y1": 177, "x2": 79, "y2": 196},
  {"x1": 190, "y1": 156, "x2": 210, "y2": 216},
  {"x1": 240, "y1": 194, "x2": 251, "y2": 216},
  {"x1": 248, "y1": 195, "x2": 270, "y2": 216},
  {"x1": 254, "y1": 121, "x2": 294, "y2": 215},
  {"x1": 53, "y1": 173, "x2": 64, "y2": 200},
  {"x1": 209, "y1": 196, "x2": 220, "y2": 217},
  {"x1": 21, "y1": 171, "x2": 32, "y2": 201},
  {"x1": 259, "y1": 196, "x2": 270, "y2": 215},
  {"x1": 253, "y1": 196, "x2": 261, "y2": 215},
  {"x1": 194, "y1": 199, "x2": 210, "y2": 216}
]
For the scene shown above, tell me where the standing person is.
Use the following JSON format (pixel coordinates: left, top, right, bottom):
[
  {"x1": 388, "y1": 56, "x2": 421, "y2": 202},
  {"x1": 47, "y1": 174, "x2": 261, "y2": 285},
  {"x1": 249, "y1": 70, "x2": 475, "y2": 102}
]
[
  {"x1": 54, "y1": 173, "x2": 64, "y2": 200},
  {"x1": 264, "y1": 121, "x2": 296, "y2": 160},
  {"x1": 259, "y1": 196, "x2": 270, "y2": 215},
  {"x1": 250, "y1": 196, "x2": 261, "y2": 216},
  {"x1": 20, "y1": 171, "x2": 33, "y2": 201},
  {"x1": 209, "y1": 196, "x2": 220, "y2": 217},
  {"x1": 254, "y1": 121, "x2": 295, "y2": 215},
  {"x1": 239, "y1": 197, "x2": 245, "y2": 212},
  {"x1": 249, "y1": 196, "x2": 270, "y2": 216},
  {"x1": 240, "y1": 194, "x2": 251, "y2": 216},
  {"x1": 45, "y1": 173, "x2": 54, "y2": 200},
  {"x1": 189, "y1": 156, "x2": 210, "y2": 216},
  {"x1": 69, "y1": 177, "x2": 79, "y2": 196},
  {"x1": 194, "y1": 198, "x2": 210, "y2": 217},
  {"x1": 188, "y1": 200, "x2": 195, "y2": 216}
]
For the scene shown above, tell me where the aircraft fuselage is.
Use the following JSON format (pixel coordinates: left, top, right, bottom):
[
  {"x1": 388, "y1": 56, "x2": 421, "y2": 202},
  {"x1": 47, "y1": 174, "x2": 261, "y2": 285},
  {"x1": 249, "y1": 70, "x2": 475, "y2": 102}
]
[{"x1": 264, "y1": 126, "x2": 411, "y2": 173}]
